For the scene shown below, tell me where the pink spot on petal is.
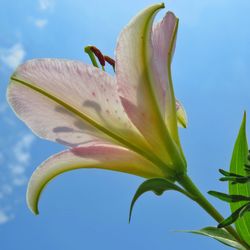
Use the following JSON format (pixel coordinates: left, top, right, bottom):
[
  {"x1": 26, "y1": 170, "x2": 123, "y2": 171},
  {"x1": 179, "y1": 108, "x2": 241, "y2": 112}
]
[{"x1": 76, "y1": 68, "x2": 82, "y2": 76}]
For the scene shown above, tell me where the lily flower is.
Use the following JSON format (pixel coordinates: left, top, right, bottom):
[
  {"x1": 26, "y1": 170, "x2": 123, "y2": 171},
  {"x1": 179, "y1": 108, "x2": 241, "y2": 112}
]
[{"x1": 7, "y1": 3, "x2": 188, "y2": 215}]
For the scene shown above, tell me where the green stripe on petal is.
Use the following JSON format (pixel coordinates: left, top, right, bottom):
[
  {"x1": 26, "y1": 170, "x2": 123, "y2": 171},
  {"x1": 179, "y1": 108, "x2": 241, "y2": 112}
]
[
  {"x1": 8, "y1": 59, "x2": 144, "y2": 147},
  {"x1": 8, "y1": 59, "x2": 176, "y2": 177},
  {"x1": 116, "y1": 4, "x2": 186, "y2": 171},
  {"x1": 27, "y1": 143, "x2": 165, "y2": 215}
]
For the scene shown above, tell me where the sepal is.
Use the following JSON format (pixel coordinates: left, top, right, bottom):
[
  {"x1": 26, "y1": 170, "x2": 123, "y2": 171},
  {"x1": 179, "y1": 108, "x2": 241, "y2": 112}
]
[{"x1": 129, "y1": 178, "x2": 191, "y2": 222}]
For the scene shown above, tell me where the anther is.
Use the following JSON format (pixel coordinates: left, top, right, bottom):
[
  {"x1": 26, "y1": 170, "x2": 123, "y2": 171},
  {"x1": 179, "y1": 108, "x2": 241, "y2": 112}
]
[
  {"x1": 84, "y1": 45, "x2": 115, "y2": 72},
  {"x1": 89, "y1": 46, "x2": 105, "y2": 67},
  {"x1": 104, "y1": 55, "x2": 115, "y2": 71}
]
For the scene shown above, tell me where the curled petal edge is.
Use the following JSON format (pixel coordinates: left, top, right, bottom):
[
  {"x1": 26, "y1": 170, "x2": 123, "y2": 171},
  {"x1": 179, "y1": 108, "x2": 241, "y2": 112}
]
[{"x1": 27, "y1": 143, "x2": 165, "y2": 215}]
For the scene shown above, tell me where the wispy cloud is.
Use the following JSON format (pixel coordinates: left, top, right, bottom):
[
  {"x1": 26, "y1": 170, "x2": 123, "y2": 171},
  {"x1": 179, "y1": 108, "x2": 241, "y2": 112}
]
[
  {"x1": 34, "y1": 18, "x2": 48, "y2": 28},
  {"x1": 0, "y1": 43, "x2": 26, "y2": 70},
  {"x1": 30, "y1": 0, "x2": 55, "y2": 29},
  {"x1": 0, "y1": 210, "x2": 13, "y2": 224},
  {"x1": 0, "y1": 133, "x2": 35, "y2": 224},
  {"x1": 0, "y1": 121, "x2": 35, "y2": 224},
  {"x1": 13, "y1": 134, "x2": 34, "y2": 165},
  {"x1": 0, "y1": 185, "x2": 13, "y2": 199},
  {"x1": 10, "y1": 134, "x2": 35, "y2": 187},
  {"x1": 39, "y1": 0, "x2": 55, "y2": 11}
]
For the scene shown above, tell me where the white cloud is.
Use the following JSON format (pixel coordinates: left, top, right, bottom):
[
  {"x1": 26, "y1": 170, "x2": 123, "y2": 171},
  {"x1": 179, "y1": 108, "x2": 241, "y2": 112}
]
[
  {"x1": 0, "y1": 210, "x2": 12, "y2": 224},
  {"x1": 0, "y1": 132, "x2": 35, "y2": 225},
  {"x1": 9, "y1": 165, "x2": 26, "y2": 175},
  {"x1": 39, "y1": 0, "x2": 55, "y2": 11},
  {"x1": 12, "y1": 176, "x2": 27, "y2": 186},
  {"x1": 0, "y1": 185, "x2": 13, "y2": 199},
  {"x1": 34, "y1": 0, "x2": 55, "y2": 28},
  {"x1": 0, "y1": 43, "x2": 26, "y2": 69},
  {"x1": 0, "y1": 98, "x2": 36, "y2": 225},
  {"x1": 9, "y1": 134, "x2": 35, "y2": 186},
  {"x1": 34, "y1": 18, "x2": 48, "y2": 28},
  {"x1": 13, "y1": 134, "x2": 35, "y2": 165}
]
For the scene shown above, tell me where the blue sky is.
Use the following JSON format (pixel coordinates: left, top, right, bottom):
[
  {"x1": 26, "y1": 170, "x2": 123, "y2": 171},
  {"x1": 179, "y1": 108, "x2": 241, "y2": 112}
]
[{"x1": 1, "y1": 0, "x2": 250, "y2": 249}]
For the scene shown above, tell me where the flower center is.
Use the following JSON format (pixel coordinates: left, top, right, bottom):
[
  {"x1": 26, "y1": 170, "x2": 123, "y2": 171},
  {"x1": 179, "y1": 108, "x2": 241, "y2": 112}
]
[{"x1": 84, "y1": 45, "x2": 115, "y2": 72}]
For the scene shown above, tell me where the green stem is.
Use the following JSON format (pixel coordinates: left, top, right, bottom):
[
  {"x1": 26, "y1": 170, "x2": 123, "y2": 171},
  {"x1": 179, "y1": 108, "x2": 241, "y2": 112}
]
[{"x1": 178, "y1": 174, "x2": 250, "y2": 249}]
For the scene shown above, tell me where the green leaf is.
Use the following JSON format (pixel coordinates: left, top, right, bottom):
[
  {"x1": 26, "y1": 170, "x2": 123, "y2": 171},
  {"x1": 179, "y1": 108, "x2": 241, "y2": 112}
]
[
  {"x1": 183, "y1": 227, "x2": 246, "y2": 249},
  {"x1": 208, "y1": 191, "x2": 250, "y2": 203},
  {"x1": 239, "y1": 203, "x2": 250, "y2": 217},
  {"x1": 229, "y1": 112, "x2": 250, "y2": 244},
  {"x1": 218, "y1": 203, "x2": 250, "y2": 228},
  {"x1": 219, "y1": 169, "x2": 243, "y2": 177},
  {"x1": 220, "y1": 176, "x2": 250, "y2": 184},
  {"x1": 129, "y1": 178, "x2": 186, "y2": 222}
]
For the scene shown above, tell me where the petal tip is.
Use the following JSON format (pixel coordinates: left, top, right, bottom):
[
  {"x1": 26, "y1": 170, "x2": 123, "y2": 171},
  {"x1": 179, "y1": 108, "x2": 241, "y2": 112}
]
[
  {"x1": 181, "y1": 122, "x2": 187, "y2": 129},
  {"x1": 176, "y1": 100, "x2": 188, "y2": 128},
  {"x1": 28, "y1": 202, "x2": 40, "y2": 216},
  {"x1": 26, "y1": 189, "x2": 40, "y2": 216},
  {"x1": 33, "y1": 209, "x2": 39, "y2": 216},
  {"x1": 166, "y1": 11, "x2": 176, "y2": 17}
]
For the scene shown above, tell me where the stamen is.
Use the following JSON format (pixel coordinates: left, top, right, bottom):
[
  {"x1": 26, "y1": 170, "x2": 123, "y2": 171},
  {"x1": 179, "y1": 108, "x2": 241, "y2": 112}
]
[
  {"x1": 84, "y1": 46, "x2": 115, "y2": 72},
  {"x1": 84, "y1": 46, "x2": 99, "y2": 68},
  {"x1": 104, "y1": 55, "x2": 115, "y2": 72},
  {"x1": 89, "y1": 46, "x2": 105, "y2": 67}
]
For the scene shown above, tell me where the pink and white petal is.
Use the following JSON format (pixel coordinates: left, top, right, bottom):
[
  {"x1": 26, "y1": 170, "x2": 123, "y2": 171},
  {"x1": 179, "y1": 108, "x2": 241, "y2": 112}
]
[
  {"x1": 8, "y1": 59, "x2": 148, "y2": 149},
  {"x1": 176, "y1": 100, "x2": 188, "y2": 128},
  {"x1": 116, "y1": 3, "x2": 176, "y2": 163},
  {"x1": 152, "y1": 12, "x2": 180, "y2": 144},
  {"x1": 27, "y1": 143, "x2": 164, "y2": 214},
  {"x1": 8, "y1": 82, "x2": 107, "y2": 146}
]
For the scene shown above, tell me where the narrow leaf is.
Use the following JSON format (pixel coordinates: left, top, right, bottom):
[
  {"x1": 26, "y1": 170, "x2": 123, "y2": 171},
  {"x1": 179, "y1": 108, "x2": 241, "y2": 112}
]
[
  {"x1": 239, "y1": 203, "x2": 250, "y2": 218},
  {"x1": 208, "y1": 191, "x2": 250, "y2": 203},
  {"x1": 219, "y1": 169, "x2": 243, "y2": 177},
  {"x1": 218, "y1": 203, "x2": 250, "y2": 228},
  {"x1": 220, "y1": 176, "x2": 250, "y2": 184},
  {"x1": 183, "y1": 227, "x2": 246, "y2": 249},
  {"x1": 244, "y1": 164, "x2": 250, "y2": 174},
  {"x1": 129, "y1": 178, "x2": 185, "y2": 222},
  {"x1": 229, "y1": 112, "x2": 250, "y2": 244}
]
